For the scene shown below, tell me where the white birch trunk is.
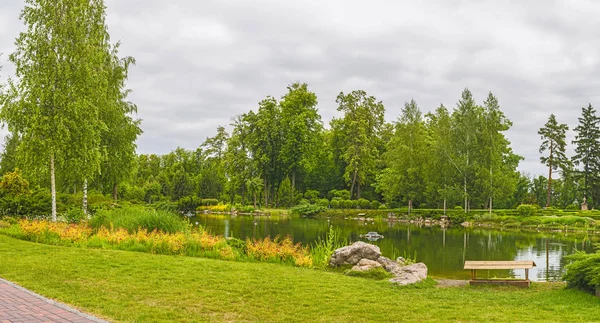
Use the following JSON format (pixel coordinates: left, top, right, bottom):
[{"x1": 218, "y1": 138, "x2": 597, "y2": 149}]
[
  {"x1": 50, "y1": 153, "x2": 57, "y2": 222},
  {"x1": 83, "y1": 178, "x2": 88, "y2": 215}
]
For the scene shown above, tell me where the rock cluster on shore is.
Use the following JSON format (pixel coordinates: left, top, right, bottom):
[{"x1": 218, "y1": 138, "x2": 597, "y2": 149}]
[{"x1": 329, "y1": 241, "x2": 428, "y2": 286}]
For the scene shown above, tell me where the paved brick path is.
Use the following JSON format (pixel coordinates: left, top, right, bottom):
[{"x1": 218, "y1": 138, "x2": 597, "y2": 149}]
[{"x1": 0, "y1": 278, "x2": 108, "y2": 323}]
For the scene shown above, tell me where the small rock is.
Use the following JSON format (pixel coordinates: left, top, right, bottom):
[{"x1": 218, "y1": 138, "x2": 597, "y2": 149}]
[
  {"x1": 329, "y1": 241, "x2": 381, "y2": 267},
  {"x1": 396, "y1": 257, "x2": 406, "y2": 265},
  {"x1": 389, "y1": 263, "x2": 428, "y2": 286}
]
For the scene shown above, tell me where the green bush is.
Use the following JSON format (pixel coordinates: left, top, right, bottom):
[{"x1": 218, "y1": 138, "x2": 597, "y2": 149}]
[
  {"x1": 303, "y1": 190, "x2": 320, "y2": 202},
  {"x1": 65, "y1": 208, "x2": 86, "y2": 224},
  {"x1": 236, "y1": 206, "x2": 255, "y2": 213},
  {"x1": 329, "y1": 199, "x2": 340, "y2": 209},
  {"x1": 90, "y1": 207, "x2": 187, "y2": 234},
  {"x1": 317, "y1": 199, "x2": 330, "y2": 208},
  {"x1": 517, "y1": 204, "x2": 536, "y2": 216},
  {"x1": 378, "y1": 204, "x2": 387, "y2": 210},
  {"x1": 290, "y1": 204, "x2": 326, "y2": 216},
  {"x1": 358, "y1": 198, "x2": 371, "y2": 209},
  {"x1": 0, "y1": 220, "x2": 10, "y2": 228},
  {"x1": 371, "y1": 200, "x2": 381, "y2": 209},
  {"x1": 341, "y1": 200, "x2": 353, "y2": 209},
  {"x1": 564, "y1": 247, "x2": 600, "y2": 295},
  {"x1": 454, "y1": 206, "x2": 463, "y2": 210},
  {"x1": 177, "y1": 196, "x2": 201, "y2": 214}
]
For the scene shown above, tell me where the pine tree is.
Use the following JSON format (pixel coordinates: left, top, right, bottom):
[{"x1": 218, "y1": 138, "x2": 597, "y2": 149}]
[
  {"x1": 539, "y1": 114, "x2": 570, "y2": 207},
  {"x1": 572, "y1": 104, "x2": 600, "y2": 207}
]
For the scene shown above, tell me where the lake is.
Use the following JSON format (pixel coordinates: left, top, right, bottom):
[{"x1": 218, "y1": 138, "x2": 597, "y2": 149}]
[{"x1": 190, "y1": 214, "x2": 599, "y2": 281}]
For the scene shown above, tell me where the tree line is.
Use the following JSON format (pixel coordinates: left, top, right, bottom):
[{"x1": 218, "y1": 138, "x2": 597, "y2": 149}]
[{"x1": 2, "y1": 1, "x2": 599, "y2": 217}]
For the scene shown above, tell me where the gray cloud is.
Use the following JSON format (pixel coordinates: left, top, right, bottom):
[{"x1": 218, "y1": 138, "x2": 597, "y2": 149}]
[{"x1": 1, "y1": 0, "x2": 600, "y2": 177}]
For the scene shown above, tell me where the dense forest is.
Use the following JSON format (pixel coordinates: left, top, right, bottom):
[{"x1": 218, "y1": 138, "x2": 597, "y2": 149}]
[
  {"x1": 0, "y1": 1, "x2": 599, "y2": 215},
  {"x1": 3, "y1": 77, "x2": 599, "y2": 214}
]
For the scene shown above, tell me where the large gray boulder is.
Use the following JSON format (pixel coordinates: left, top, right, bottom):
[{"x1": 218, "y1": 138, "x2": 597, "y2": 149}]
[
  {"x1": 388, "y1": 263, "x2": 428, "y2": 286},
  {"x1": 329, "y1": 241, "x2": 381, "y2": 266},
  {"x1": 351, "y1": 259, "x2": 382, "y2": 271},
  {"x1": 376, "y1": 256, "x2": 401, "y2": 272}
]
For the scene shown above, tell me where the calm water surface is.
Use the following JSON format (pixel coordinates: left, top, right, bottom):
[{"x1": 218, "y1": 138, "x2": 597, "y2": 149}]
[{"x1": 191, "y1": 214, "x2": 599, "y2": 281}]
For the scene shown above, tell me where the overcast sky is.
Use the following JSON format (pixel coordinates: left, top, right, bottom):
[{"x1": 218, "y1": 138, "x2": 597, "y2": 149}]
[{"x1": 1, "y1": 0, "x2": 600, "y2": 177}]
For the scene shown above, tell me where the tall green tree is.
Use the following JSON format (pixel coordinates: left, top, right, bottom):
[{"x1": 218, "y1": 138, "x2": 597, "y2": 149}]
[
  {"x1": 279, "y1": 83, "x2": 320, "y2": 193},
  {"x1": 479, "y1": 92, "x2": 520, "y2": 213},
  {"x1": 332, "y1": 90, "x2": 385, "y2": 199},
  {"x1": 572, "y1": 104, "x2": 600, "y2": 207},
  {"x1": 377, "y1": 99, "x2": 427, "y2": 208},
  {"x1": 451, "y1": 88, "x2": 483, "y2": 212},
  {"x1": 96, "y1": 44, "x2": 141, "y2": 202},
  {"x1": 538, "y1": 114, "x2": 570, "y2": 207},
  {"x1": 2, "y1": 0, "x2": 118, "y2": 220},
  {"x1": 246, "y1": 97, "x2": 283, "y2": 207}
]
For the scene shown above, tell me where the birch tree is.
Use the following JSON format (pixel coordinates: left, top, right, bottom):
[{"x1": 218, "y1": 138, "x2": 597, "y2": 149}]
[{"x1": 2, "y1": 0, "x2": 116, "y2": 220}]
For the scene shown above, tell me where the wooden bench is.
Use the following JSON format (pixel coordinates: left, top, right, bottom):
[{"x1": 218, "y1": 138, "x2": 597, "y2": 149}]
[{"x1": 464, "y1": 260, "x2": 536, "y2": 287}]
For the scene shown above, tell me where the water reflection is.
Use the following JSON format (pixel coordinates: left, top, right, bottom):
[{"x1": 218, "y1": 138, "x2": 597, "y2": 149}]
[{"x1": 191, "y1": 214, "x2": 599, "y2": 281}]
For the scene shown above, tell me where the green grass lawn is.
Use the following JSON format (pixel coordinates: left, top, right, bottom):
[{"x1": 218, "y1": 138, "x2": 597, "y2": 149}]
[{"x1": 0, "y1": 234, "x2": 599, "y2": 322}]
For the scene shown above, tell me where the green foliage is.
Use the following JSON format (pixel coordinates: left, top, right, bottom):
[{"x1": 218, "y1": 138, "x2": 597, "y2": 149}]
[
  {"x1": 290, "y1": 203, "x2": 326, "y2": 217},
  {"x1": 89, "y1": 208, "x2": 187, "y2": 234},
  {"x1": 539, "y1": 114, "x2": 570, "y2": 207},
  {"x1": 0, "y1": 169, "x2": 30, "y2": 197},
  {"x1": 344, "y1": 267, "x2": 393, "y2": 280},
  {"x1": 564, "y1": 247, "x2": 600, "y2": 295},
  {"x1": 65, "y1": 208, "x2": 86, "y2": 224},
  {"x1": 357, "y1": 198, "x2": 371, "y2": 209},
  {"x1": 517, "y1": 204, "x2": 537, "y2": 216},
  {"x1": 371, "y1": 200, "x2": 381, "y2": 209},
  {"x1": 201, "y1": 198, "x2": 219, "y2": 206},
  {"x1": 572, "y1": 104, "x2": 600, "y2": 209},
  {"x1": 329, "y1": 199, "x2": 340, "y2": 209},
  {"x1": 328, "y1": 189, "x2": 351, "y2": 200},
  {"x1": 177, "y1": 195, "x2": 201, "y2": 214},
  {"x1": 310, "y1": 226, "x2": 347, "y2": 268}
]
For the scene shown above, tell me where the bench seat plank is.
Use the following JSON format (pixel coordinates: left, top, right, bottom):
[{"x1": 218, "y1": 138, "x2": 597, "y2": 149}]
[{"x1": 464, "y1": 260, "x2": 536, "y2": 270}]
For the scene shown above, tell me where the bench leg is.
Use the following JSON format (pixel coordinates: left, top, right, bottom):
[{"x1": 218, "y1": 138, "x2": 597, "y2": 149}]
[
  {"x1": 525, "y1": 269, "x2": 529, "y2": 281},
  {"x1": 471, "y1": 269, "x2": 476, "y2": 280}
]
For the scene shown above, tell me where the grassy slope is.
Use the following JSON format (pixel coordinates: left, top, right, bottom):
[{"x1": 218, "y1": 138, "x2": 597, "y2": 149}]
[{"x1": 0, "y1": 235, "x2": 599, "y2": 323}]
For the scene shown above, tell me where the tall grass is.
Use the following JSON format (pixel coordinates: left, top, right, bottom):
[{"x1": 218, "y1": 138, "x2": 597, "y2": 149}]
[
  {"x1": 89, "y1": 208, "x2": 188, "y2": 234},
  {"x1": 311, "y1": 226, "x2": 347, "y2": 268}
]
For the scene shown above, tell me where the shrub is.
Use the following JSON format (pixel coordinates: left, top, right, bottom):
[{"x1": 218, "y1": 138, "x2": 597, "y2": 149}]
[
  {"x1": 564, "y1": 247, "x2": 600, "y2": 295},
  {"x1": 0, "y1": 220, "x2": 10, "y2": 228},
  {"x1": 65, "y1": 208, "x2": 86, "y2": 224},
  {"x1": 351, "y1": 200, "x2": 359, "y2": 209},
  {"x1": 378, "y1": 204, "x2": 387, "y2": 210},
  {"x1": 371, "y1": 200, "x2": 381, "y2": 209},
  {"x1": 90, "y1": 208, "x2": 187, "y2": 234},
  {"x1": 290, "y1": 204, "x2": 325, "y2": 216},
  {"x1": 565, "y1": 204, "x2": 579, "y2": 211},
  {"x1": 454, "y1": 206, "x2": 463, "y2": 210},
  {"x1": 245, "y1": 236, "x2": 312, "y2": 267},
  {"x1": 387, "y1": 201, "x2": 399, "y2": 209},
  {"x1": 328, "y1": 189, "x2": 351, "y2": 200},
  {"x1": 236, "y1": 206, "x2": 255, "y2": 213},
  {"x1": 303, "y1": 190, "x2": 320, "y2": 202},
  {"x1": 329, "y1": 199, "x2": 340, "y2": 209},
  {"x1": 517, "y1": 204, "x2": 536, "y2": 216},
  {"x1": 358, "y1": 198, "x2": 371, "y2": 209},
  {"x1": 317, "y1": 198, "x2": 330, "y2": 208},
  {"x1": 177, "y1": 196, "x2": 201, "y2": 214}
]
